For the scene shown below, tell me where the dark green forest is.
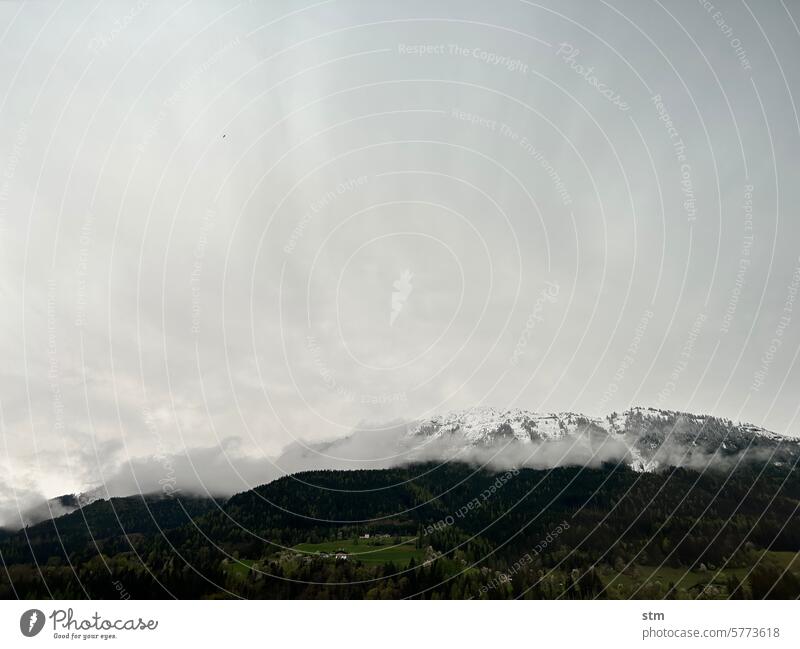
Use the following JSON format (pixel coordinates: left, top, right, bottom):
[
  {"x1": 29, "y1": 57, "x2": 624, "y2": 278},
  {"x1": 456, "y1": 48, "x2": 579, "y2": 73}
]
[{"x1": 1, "y1": 462, "x2": 799, "y2": 599}]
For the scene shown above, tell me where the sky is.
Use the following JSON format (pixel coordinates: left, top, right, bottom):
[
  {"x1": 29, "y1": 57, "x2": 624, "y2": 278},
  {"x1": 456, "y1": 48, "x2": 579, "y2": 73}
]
[{"x1": 1, "y1": 0, "x2": 800, "y2": 523}]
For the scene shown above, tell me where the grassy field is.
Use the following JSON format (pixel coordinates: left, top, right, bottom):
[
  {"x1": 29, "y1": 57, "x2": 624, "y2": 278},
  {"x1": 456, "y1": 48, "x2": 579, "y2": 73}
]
[
  {"x1": 596, "y1": 550, "x2": 800, "y2": 598},
  {"x1": 292, "y1": 537, "x2": 426, "y2": 566},
  {"x1": 223, "y1": 558, "x2": 257, "y2": 579},
  {"x1": 220, "y1": 537, "x2": 426, "y2": 579},
  {"x1": 222, "y1": 546, "x2": 800, "y2": 595}
]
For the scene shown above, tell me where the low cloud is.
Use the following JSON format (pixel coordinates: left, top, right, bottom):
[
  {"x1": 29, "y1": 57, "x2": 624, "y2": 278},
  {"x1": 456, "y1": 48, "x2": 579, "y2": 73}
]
[
  {"x1": 0, "y1": 479, "x2": 77, "y2": 529},
  {"x1": 3, "y1": 416, "x2": 790, "y2": 530}
]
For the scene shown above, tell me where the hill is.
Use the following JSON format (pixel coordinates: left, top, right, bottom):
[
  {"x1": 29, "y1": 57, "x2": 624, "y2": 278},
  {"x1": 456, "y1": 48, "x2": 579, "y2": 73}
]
[{"x1": 1, "y1": 459, "x2": 799, "y2": 599}]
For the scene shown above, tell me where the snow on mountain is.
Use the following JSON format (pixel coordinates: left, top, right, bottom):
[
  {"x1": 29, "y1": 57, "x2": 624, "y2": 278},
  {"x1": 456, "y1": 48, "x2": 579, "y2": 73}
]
[
  {"x1": 410, "y1": 407, "x2": 593, "y2": 445},
  {"x1": 408, "y1": 406, "x2": 800, "y2": 472}
]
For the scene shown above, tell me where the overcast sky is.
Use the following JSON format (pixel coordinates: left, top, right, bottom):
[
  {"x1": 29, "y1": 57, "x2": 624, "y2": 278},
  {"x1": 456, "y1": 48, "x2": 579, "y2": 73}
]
[{"x1": 1, "y1": 0, "x2": 800, "y2": 519}]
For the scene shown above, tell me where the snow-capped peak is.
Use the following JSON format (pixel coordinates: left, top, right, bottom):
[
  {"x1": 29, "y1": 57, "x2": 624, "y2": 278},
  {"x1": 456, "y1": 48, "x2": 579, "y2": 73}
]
[
  {"x1": 408, "y1": 407, "x2": 600, "y2": 445},
  {"x1": 407, "y1": 406, "x2": 799, "y2": 472}
]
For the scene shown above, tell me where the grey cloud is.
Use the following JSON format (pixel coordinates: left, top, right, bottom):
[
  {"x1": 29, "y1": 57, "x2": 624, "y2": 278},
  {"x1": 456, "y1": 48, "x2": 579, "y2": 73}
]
[{"x1": 1, "y1": 0, "x2": 799, "y2": 523}]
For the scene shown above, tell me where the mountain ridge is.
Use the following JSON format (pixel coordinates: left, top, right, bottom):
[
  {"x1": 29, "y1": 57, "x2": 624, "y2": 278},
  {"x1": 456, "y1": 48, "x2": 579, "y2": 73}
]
[{"x1": 406, "y1": 406, "x2": 800, "y2": 472}]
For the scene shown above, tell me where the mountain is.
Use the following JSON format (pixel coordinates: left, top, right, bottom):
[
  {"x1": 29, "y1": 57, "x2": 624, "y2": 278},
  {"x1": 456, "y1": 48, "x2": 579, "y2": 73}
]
[
  {"x1": 0, "y1": 493, "x2": 218, "y2": 566},
  {"x1": 3, "y1": 406, "x2": 800, "y2": 599},
  {"x1": 406, "y1": 406, "x2": 800, "y2": 472},
  {"x1": 2, "y1": 486, "x2": 112, "y2": 531},
  {"x1": 7, "y1": 407, "x2": 798, "y2": 531},
  {"x1": 2, "y1": 461, "x2": 800, "y2": 599}
]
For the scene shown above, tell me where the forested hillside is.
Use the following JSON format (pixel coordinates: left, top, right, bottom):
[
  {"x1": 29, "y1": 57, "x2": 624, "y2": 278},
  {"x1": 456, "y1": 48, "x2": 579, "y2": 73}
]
[{"x1": 2, "y1": 462, "x2": 799, "y2": 599}]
